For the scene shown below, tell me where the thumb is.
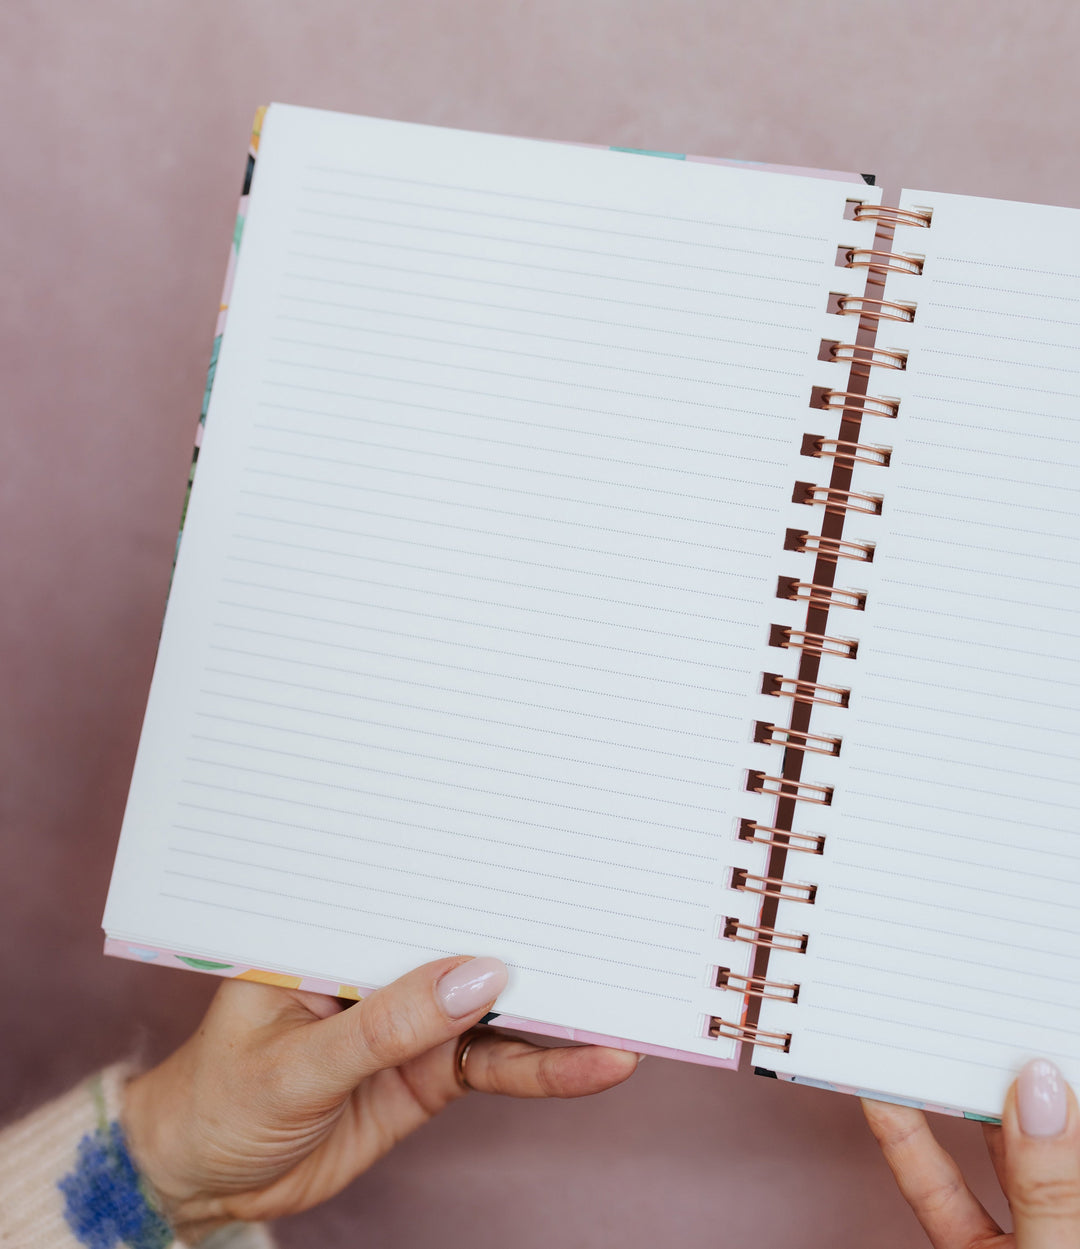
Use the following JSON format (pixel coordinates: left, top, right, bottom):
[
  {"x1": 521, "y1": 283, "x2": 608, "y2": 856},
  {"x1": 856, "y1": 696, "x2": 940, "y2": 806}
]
[
  {"x1": 1003, "y1": 1059, "x2": 1080, "y2": 1249},
  {"x1": 302, "y1": 956, "x2": 509, "y2": 1097}
]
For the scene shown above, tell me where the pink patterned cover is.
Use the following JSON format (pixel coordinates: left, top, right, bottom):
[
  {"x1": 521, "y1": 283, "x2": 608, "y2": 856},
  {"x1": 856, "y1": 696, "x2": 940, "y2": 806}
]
[{"x1": 104, "y1": 106, "x2": 869, "y2": 1072}]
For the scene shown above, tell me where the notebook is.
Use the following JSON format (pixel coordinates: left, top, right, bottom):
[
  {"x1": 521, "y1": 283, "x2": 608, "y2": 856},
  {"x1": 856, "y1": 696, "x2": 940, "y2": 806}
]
[{"x1": 103, "y1": 103, "x2": 1080, "y2": 1122}]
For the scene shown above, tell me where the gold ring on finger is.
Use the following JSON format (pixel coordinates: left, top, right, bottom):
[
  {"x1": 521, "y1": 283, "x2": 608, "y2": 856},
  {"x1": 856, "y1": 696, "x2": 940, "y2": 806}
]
[{"x1": 454, "y1": 1032, "x2": 481, "y2": 1093}]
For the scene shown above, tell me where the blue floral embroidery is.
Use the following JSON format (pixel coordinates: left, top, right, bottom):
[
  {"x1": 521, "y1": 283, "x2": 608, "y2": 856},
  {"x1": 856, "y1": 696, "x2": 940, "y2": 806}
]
[{"x1": 58, "y1": 1120, "x2": 172, "y2": 1249}]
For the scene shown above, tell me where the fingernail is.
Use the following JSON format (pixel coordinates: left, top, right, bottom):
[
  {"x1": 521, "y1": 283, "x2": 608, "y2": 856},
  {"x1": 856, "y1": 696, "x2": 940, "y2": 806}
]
[
  {"x1": 1018, "y1": 1058, "x2": 1068, "y2": 1137},
  {"x1": 635, "y1": 1054, "x2": 647, "y2": 1064},
  {"x1": 436, "y1": 957, "x2": 509, "y2": 1018}
]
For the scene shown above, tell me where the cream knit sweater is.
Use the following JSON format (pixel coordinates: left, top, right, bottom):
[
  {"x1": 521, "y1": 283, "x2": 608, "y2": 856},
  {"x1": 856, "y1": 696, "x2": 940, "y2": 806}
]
[{"x1": 0, "y1": 1066, "x2": 274, "y2": 1248}]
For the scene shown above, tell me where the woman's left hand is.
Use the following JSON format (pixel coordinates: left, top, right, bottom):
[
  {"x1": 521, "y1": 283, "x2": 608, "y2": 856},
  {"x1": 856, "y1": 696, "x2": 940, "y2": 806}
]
[{"x1": 123, "y1": 955, "x2": 639, "y2": 1241}]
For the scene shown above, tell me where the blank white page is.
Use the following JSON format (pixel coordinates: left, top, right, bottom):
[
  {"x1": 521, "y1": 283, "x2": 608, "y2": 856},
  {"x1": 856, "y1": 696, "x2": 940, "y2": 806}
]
[
  {"x1": 758, "y1": 188, "x2": 1080, "y2": 1115},
  {"x1": 104, "y1": 104, "x2": 876, "y2": 1060}
]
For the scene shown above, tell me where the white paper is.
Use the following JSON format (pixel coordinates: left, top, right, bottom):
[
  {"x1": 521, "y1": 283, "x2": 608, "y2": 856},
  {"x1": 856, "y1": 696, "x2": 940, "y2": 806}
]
[
  {"x1": 105, "y1": 105, "x2": 876, "y2": 1059},
  {"x1": 758, "y1": 188, "x2": 1080, "y2": 1115}
]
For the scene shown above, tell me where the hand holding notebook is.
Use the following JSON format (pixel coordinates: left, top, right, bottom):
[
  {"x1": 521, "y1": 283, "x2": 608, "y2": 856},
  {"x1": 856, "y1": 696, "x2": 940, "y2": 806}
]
[{"x1": 104, "y1": 103, "x2": 1080, "y2": 1122}]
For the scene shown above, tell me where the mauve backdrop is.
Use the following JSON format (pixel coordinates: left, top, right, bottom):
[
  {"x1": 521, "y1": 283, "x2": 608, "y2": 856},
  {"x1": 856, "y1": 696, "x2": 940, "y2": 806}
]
[{"x1": 4, "y1": 2, "x2": 1075, "y2": 1244}]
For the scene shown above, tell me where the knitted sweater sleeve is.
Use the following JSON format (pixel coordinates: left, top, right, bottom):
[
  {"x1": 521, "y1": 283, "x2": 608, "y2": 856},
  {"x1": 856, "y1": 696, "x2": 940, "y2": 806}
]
[{"x1": 0, "y1": 1065, "x2": 275, "y2": 1249}]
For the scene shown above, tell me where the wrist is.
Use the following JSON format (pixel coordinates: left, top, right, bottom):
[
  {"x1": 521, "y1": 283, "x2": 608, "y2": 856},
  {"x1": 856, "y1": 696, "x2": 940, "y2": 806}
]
[{"x1": 123, "y1": 1064, "x2": 229, "y2": 1244}]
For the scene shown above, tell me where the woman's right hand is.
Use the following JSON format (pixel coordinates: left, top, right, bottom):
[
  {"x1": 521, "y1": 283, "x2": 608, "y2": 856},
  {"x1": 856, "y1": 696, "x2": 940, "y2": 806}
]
[{"x1": 864, "y1": 1058, "x2": 1080, "y2": 1248}]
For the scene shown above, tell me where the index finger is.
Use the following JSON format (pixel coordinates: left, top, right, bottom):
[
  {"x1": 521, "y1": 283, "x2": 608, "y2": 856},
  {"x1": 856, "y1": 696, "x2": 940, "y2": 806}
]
[{"x1": 862, "y1": 1098, "x2": 1002, "y2": 1249}]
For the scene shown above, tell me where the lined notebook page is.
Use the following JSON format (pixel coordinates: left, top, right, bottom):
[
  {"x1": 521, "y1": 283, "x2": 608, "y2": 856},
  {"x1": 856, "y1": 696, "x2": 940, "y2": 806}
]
[
  {"x1": 104, "y1": 104, "x2": 874, "y2": 1060},
  {"x1": 757, "y1": 189, "x2": 1080, "y2": 1115}
]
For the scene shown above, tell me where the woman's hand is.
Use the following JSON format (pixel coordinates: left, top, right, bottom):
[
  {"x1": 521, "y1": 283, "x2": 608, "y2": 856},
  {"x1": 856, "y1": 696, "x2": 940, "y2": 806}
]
[
  {"x1": 864, "y1": 1059, "x2": 1080, "y2": 1248},
  {"x1": 123, "y1": 956, "x2": 638, "y2": 1241}
]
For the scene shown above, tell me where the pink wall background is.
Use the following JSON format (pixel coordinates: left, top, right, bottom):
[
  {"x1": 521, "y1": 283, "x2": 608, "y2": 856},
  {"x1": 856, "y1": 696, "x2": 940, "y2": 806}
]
[{"x1": 5, "y1": 2, "x2": 1075, "y2": 1243}]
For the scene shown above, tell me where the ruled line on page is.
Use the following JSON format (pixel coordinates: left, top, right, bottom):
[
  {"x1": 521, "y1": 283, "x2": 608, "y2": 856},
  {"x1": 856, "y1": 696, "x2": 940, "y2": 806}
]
[
  {"x1": 268, "y1": 348, "x2": 800, "y2": 404},
  {"x1": 163, "y1": 868, "x2": 696, "y2": 977},
  {"x1": 297, "y1": 196, "x2": 826, "y2": 263},
  {"x1": 831, "y1": 840, "x2": 1080, "y2": 891},
  {"x1": 295, "y1": 212, "x2": 822, "y2": 275},
  {"x1": 278, "y1": 287, "x2": 811, "y2": 343},
  {"x1": 271, "y1": 327, "x2": 806, "y2": 382},
  {"x1": 200, "y1": 682, "x2": 737, "y2": 761},
  {"x1": 884, "y1": 554, "x2": 1080, "y2": 590},
  {"x1": 244, "y1": 466, "x2": 783, "y2": 541},
  {"x1": 814, "y1": 933, "x2": 1080, "y2": 991},
  {"x1": 206, "y1": 637, "x2": 747, "y2": 721},
  {"x1": 249, "y1": 445, "x2": 787, "y2": 515},
  {"x1": 176, "y1": 787, "x2": 722, "y2": 869},
  {"x1": 161, "y1": 890, "x2": 695, "y2": 1003},
  {"x1": 294, "y1": 230, "x2": 819, "y2": 293},
  {"x1": 811, "y1": 981, "x2": 1080, "y2": 1039},
  {"x1": 189, "y1": 734, "x2": 731, "y2": 813},
  {"x1": 172, "y1": 821, "x2": 711, "y2": 903},
  {"x1": 261, "y1": 367, "x2": 796, "y2": 435},
  {"x1": 166, "y1": 848, "x2": 704, "y2": 946},
  {"x1": 193, "y1": 708, "x2": 726, "y2": 789},
  {"x1": 235, "y1": 504, "x2": 764, "y2": 578},
  {"x1": 303, "y1": 163, "x2": 832, "y2": 241},
  {"x1": 258, "y1": 393, "x2": 795, "y2": 454},
  {"x1": 815, "y1": 956, "x2": 1080, "y2": 1011},
  {"x1": 220, "y1": 575, "x2": 759, "y2": 659},
  {"x1": 227, "y1": 527, "x2": 769, "y2": 599},
  {"x1": 820, "y1": 860, "x2": 1080, "y2": 915},
  {"x1": 286, "y1": 261, "x2": 820, "y2": 318},
  {"x1": 277, "y1": 308, "x2": 807, "y2": 364},
  {"x1": 213, "y1": 604, "x2": 754, "y2": 695},
  {"x1": 251, "y1": 419, "x2": 789, "y2": 483},
  {"x1": 183, "y1": 755, "x2": 725, "y2": 842}
]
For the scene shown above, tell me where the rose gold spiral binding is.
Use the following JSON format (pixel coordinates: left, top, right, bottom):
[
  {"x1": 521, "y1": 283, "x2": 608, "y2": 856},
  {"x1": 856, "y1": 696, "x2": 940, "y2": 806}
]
[
  {"x1": 761, "y1": 674, "x2": 851, "y2": 706},
  {"x1": 835, "y1": 293, "x2": 916, "y2": 323},
  {"x1": 785, "y1": 529, "x2": 875, "y2": 563},
  {"x1": 826, "y1": 341, "x2": 908, "y2": 371},
  {"x1": 810, "y1": 387, "x2": 900, "y2": 419},
  {"x1": 723, "y1": 917, "x2": 809, "y2": 953},
  {"x1": 731, "y1": 868, "x2": 819, "y2": 904},
  {"x1": 793, "y1": 482, "x2": 884, "y2": 515},
  {"x1": 843, "y1": 246, "x2": 925, "y2": 276},
  {"x1": 715, "y1": 967, "x2": 800, "y2": 1003},
  {"x1": 852, "y1": 203, "x2": 932, "y2": 229},
  {"x1": 738, "y1": 818, "x2": 826, "y2": 854},
  {"x1": 776, "y1": 576, "x2": 867, "y2": 612},
  {"x1": 708, "y1": 1017, "x2": 792, "y2": 1051},
  {"x1": 754, "y1": 722, "x2": 842, "y2": 757},
  {"x1": 801, "y1": 434, "x2": 893, "y2": 467},
  {"x1": 768, "y1": 624, "x2": 859, "y2": 659},
  {"x1": 746, "y1": 771, "x2": 834, "y2": 806}
]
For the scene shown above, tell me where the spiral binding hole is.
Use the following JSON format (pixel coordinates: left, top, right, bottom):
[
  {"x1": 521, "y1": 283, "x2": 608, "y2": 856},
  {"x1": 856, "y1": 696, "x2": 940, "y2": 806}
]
[
  {"x1": 708, "y1": 1017, "x2": 792, "y2": 1051},
  {"x1": 852, "y1": 202, "x2": 933, "y2": 229},
  {"x1": 792, "y1": 482, "x2": 884, "y2": 516},
  {"x1": 767, "y1": 624, "x2": 859, "y2": 659},
  {"x1": 754, "y1": 721, "x2": 842, "y2": 757},
  {"x1": 722, "y1": 917, "x2": 809, "y2": 954},
  {"x1": 834, "y1": 293, "x2": 917, "y2": 323},
  {"x1": 715, "y1": 967, "x2": 801, "y2": 1003},
  {"x1": 761, "y1": 673, "x2": 851, "y2": 707},
  {"x1": 776, "y1": 575, "x2": 867, "y2": 612},
  {"x1": 738, "y1": 818, "x2": 826, "y2": 854},
  {"x1": 841, "y1": 246, "x2": 925, "y2": 276},
  {"x1": 821, "y1": 340, "x2": 908, "y2": 371},
  {"x1": 784, "y1": 529, "x2": 875, "y2": 564},
  {"x1": 809, "y1": 386, "x2": 900, "y2": 419},
  {"x1": 731, "y1": 868, "x2": 819, "y2": 904},
  {"x1": 746, "y1": 770, "x2": 834, "y2": 806},
  {"x1": 800, "y1": 434, "x2": 893, "y2": 468}
]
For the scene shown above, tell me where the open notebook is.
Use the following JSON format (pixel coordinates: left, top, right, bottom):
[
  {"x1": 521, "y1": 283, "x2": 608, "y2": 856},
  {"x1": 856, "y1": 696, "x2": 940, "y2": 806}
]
[{"x1": 104, "y1": 103, "x2": 1080, "y2": 1122}]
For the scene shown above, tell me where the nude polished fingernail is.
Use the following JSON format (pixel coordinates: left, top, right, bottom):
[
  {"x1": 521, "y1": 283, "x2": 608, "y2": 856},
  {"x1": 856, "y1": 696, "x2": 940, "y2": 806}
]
[
  {"x1": 1018, "y1": 1058, "x2": 1068, "y2": 1137},
  {"x1": 436, "y1": 957, "x2": 509, "y2": 1018}
]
